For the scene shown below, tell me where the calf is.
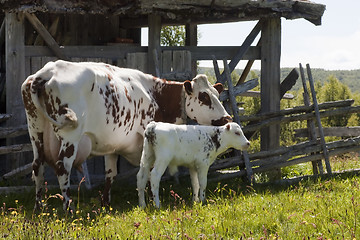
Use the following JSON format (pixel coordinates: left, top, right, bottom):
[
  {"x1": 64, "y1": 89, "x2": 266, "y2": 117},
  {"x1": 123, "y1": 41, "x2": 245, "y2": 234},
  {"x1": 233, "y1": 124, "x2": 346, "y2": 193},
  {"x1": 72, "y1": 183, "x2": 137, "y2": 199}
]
[{"x1": 137, "y1": 121, "x2": 250, "y2": 208}]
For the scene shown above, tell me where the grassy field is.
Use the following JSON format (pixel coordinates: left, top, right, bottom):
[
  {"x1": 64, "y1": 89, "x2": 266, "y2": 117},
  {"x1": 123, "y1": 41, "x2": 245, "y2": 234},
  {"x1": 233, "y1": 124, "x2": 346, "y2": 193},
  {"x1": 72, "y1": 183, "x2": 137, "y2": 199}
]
[{"x1": 1, "y1": 156, "x2": 360, "y2": 239}]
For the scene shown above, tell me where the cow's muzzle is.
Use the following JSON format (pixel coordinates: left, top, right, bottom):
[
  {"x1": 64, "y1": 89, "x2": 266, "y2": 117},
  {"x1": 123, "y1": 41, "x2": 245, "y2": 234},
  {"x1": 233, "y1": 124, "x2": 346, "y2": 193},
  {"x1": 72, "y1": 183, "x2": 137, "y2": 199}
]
[{"x1": 211, "y1": 116, "x2": 233, "y2": 126}]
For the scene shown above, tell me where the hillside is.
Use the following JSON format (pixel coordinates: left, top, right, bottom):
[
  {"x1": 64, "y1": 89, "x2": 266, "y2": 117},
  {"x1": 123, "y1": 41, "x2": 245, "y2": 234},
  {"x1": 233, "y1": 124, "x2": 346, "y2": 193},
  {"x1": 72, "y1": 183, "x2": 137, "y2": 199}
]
[{"x1": 198, "y1": 67, "x2": 360, "y2": 93}]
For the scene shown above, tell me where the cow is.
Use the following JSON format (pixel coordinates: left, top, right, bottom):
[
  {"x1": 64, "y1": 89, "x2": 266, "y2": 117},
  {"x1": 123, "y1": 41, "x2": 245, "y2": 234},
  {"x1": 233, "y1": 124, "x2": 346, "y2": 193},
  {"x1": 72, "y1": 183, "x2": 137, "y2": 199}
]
[
  {"x1": 21, "y1": 60, "x2": 232, "y2": 211},
  {"x1": 137, "y1": 121, "x2": 250, "y2": 208}
]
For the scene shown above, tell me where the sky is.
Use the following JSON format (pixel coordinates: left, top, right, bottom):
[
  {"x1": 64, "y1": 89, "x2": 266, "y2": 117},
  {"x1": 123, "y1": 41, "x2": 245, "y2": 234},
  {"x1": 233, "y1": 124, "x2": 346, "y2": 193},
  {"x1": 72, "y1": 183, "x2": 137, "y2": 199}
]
[{"x1": 143, "y1": 0, "x2": 360, "y2": 70}]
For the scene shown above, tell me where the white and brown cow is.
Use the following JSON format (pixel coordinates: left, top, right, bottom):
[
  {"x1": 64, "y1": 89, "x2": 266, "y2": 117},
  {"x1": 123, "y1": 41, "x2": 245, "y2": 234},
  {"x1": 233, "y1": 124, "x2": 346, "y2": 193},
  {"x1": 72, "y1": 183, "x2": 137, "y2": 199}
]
[
  {"x1": 137, "y1": 121, "x2": 250, "y2": 208},
  {"x1": 21, "y1": 60, "x2": 232, "y2": 211}
]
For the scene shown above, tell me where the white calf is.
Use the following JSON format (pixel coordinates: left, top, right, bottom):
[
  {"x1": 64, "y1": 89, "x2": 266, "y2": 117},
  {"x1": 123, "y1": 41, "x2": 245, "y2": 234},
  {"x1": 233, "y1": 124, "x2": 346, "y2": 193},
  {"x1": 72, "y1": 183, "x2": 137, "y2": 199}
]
[{"x1": 137, "y1": 121, "x2": 250, "y2": 208}]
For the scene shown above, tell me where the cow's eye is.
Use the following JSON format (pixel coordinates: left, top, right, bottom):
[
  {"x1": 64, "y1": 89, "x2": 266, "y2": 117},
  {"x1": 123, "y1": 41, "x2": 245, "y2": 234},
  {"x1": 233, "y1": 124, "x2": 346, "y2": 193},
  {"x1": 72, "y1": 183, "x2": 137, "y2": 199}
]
[
  {"x1": 235, "y1": 132, "x2": 241, "y2": 136},
  {"x1": 198, "y1": 92, "x2": 211, "y2": 106}
]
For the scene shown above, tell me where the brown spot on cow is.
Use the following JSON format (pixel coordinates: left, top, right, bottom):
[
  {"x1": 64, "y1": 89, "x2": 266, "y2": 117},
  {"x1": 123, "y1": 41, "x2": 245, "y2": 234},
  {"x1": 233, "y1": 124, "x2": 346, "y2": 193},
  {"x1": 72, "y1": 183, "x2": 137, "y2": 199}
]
[
  {"x1": 31, "y1": 77, "x2": 47, "y2": 96},
  {"x1": 124, "y1": 87, "x2": 132, "y2": 102},
  {"x1": 102, "y1": 177, "x2": 112, "y2": 206},
  {"x1": 32, "y1": 132, "x2": 45, "y2": 176},
  {"x1": 107, "y1": 73, "x2": 113, "y2": 81},
  {"x1": 211, "y1": 116, "x2": 233, "y2": 126},
  {"x1": 56, "y1": 161, "x2": 68, "y2": 176},
  {"x1": 153, "y1": 81, "x2": 183, "y2": 123},
  {"x1": 58, "y1": 143, "x2": 75, "y2": 163},
  {"x1": 90, "y1": 83, "x2": 95, "y2": 92},
  {"x1": 198, "y1": 92, "x2": 212, "y2": 108},
  {"x1": 124, "y1": 110, "x2": 131, "y2": 125}
]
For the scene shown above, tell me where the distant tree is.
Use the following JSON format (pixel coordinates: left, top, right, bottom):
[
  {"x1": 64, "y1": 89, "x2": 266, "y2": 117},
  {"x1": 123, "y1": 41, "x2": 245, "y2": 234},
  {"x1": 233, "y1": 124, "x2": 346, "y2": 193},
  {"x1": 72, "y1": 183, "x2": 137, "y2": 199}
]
[
  {"x1": 319, "y1": 75, "x2": 352, "y2": 126},
  {"x1": 161, "y1": 26, "x2": 185, "y2": 46}
]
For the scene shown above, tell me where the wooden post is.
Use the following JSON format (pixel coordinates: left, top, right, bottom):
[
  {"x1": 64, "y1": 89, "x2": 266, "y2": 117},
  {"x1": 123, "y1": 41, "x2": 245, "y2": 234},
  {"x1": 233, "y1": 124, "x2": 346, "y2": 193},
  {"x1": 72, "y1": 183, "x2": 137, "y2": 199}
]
[
  {"x1": 217, "y1": 20, "x2": 262, "y2": 85},
  {"x1": 260, "y1": 18, "x2": 281, "y2": 179},
  {"x1": 5, "y1": 12, "x2": 27, "y2": 171},
  {"x1": 148, "y1": 14, "x2": 161, "y2": 76},
  {"x1": 306, "y1": 64, "x2": 332, "y2": 175},
  {"x1": 299, "y1": 63, "x2": 323, "y2": 175},
  {"x1": 237, "y1": 38, "x2": 261, "y2": 86},
  {"x1": 186, "y1": 23, "x2": 197, "y2": 78},
  {"x1": 24, "y1": 13, "x2": 68, "y2": 60},
  {"x1": 223, "y1": 60, "x2": 254, "y2": 184},
  {"x1": 212, "y1": 56, "x2": 231, "y2": 114}
]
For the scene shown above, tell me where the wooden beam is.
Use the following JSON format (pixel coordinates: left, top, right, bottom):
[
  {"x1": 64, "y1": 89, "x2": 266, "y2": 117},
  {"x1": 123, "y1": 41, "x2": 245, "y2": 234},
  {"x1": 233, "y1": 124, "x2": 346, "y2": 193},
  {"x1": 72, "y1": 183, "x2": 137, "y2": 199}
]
[
  {"x1": 185, "y1": 23, "x2": 198, "y2": 77},
  {"x1": 5, "y1": 12, "x2": 26, "y2": 128},
  {"x1": 295, "y1": 127, "x2": 360, "y2": 138},
  {"x1": 306, "y1": 64, "x2": 332, "y2": 174},
  {"x1": 24, "y1": 12, "x2": 68, "y2": 60},
  {"x1": 25, "y1": 45, "x2": 260, "y2": 61},
  {"x1": 219, "y1": 78, "x2": 258, "y2": 101},
  {"x1": 0, "y1": 125, "x2": 28, "y2": 139},
  {"x1": 0, "y1": 113, "x2": 12, "y2": 123},
  {"x1": 299, "y1": 63, "x2": 323, "y2": 174},
  {"x1": 148, "y1": 14, "x2": 161, "y2": 76},
  {"x1": 240, "y1": 99, "x2": 354, "y2": 122},
  {"x1": 218, "y1": 20, "x2": 262, "y2": 84},
  {"x1": 242, "y1": 105, "x2": 360, "y2": 134},
  {"x1": 237, "y1": 37, "x2": 262, "y2": 86},
  {"x1": 238, "y1": 90, "x2": 293, "y2": 100},
  {"x1": 260, "y1": 17, "x2": 281, "y2": 179},
  {"x1": 0, "y1": 20, "x2": 5, "y2": 47},
  {"x1": 223, "y1": 60, "x2": 254, "y2": 184}
]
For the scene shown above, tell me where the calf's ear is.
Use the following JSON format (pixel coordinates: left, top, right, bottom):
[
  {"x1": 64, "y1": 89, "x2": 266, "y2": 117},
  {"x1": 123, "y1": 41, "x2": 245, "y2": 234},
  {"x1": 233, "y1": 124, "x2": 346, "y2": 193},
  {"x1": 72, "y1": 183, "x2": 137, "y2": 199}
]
[
  {"x1": 213, "y1": 83, "x2": 224, "y2": 94},
  {"x1": 184, "y1": 80, "x2": 193, "y2": 95}
]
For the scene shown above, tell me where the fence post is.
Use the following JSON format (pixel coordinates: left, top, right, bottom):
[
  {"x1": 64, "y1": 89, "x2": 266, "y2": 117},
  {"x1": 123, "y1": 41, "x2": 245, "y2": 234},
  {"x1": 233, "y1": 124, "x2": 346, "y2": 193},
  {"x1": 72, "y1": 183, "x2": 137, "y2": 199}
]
[
  {"x1": 306, "y1": 64, "x2": 332, "y2": 175},
  {"x1": 299, "y1": 63, "x2": 324, "y2": 175},
  {"x1": 223, "y1": 60, "x2": 254, "y2": 184}
]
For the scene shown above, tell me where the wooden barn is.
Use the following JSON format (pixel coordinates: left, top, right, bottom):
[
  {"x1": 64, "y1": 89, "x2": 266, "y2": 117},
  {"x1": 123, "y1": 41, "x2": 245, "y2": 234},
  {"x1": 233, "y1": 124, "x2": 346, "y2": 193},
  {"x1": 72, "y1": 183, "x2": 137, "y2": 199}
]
[{"x1": 0, "y1": 0, "x2": 330, "y2": 186}]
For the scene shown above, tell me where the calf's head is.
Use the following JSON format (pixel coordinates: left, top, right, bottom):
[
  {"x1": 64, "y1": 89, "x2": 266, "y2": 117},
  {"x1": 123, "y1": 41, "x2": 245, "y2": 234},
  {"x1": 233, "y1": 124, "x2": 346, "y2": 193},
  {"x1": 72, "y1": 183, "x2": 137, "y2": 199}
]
[
  {"x1": 223, "y1": 122, "x2": 250, "y2": 151},
  {"x1": 184, "y1": 74, "x2": 232, "y2": 126}
]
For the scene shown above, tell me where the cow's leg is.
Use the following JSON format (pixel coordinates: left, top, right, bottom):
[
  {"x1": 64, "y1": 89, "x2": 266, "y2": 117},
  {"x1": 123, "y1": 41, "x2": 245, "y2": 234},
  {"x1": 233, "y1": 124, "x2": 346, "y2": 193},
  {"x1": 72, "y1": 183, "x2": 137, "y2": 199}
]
[
  {"x1": 103, "y1": 154, "x2": 118, "y2": 205},
  {"x1": 33, "y1": 161, "x2": 45, "y2": 210},
  {"x1": 189, "y1": 167, "x2": 200, "y2": 203},
  {"x1": 29, "y1": 131, "x2": 46, "y2": 211},
  {"x1": 56, "y1": 141, "x2": 78, "y2": 212},
  {"x1": 197, "y1": 165, "x2": 210, "y2": 203},
  {"x1": 150, "y1": 163, "x2": 168, "y2": 208}
]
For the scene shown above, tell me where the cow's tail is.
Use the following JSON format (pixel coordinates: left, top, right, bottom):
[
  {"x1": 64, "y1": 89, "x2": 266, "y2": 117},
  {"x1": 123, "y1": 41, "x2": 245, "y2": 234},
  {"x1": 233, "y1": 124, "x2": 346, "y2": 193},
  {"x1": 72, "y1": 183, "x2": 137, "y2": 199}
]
[{"x1": 23, "y1": 76, "x2": 78, "y2": 129}]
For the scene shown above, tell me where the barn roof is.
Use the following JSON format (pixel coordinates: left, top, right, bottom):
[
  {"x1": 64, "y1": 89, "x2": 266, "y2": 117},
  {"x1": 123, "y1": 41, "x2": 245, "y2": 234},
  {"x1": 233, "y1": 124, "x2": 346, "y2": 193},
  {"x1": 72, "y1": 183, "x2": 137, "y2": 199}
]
[{"x1": 0, "y1": 0, "x2": 325, "y2": 26}]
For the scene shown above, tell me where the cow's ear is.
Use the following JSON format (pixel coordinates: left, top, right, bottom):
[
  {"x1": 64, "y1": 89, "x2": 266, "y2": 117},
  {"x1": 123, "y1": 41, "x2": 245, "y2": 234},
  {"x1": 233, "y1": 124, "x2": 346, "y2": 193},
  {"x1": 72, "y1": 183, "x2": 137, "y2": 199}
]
[
  {"x1": 225, "y1": 123, "x2": 231, "y2": 131},
  {"x1": 213, "y1": 83, "x2": 224, "y2": 94},
  {"x1": 184, "y1": 80, "x2": 193, "y2": 95}
]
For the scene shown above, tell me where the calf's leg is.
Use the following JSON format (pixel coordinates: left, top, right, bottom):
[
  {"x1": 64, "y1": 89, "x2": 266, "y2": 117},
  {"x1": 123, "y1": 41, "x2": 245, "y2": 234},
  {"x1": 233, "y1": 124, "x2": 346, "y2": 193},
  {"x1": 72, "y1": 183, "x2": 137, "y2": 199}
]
[
  {"x1": 189, "y1": 167, "x2": 200, "y2": 202},
  {"x1": 150, "y1": 162, "x2": 168, "y2": 208},
  {"x1": 197, "y1": 166, "x2": 210, "y2": 203},
  {"x1": 137, "y1": 140, "x2": 155, "y2": 208}
]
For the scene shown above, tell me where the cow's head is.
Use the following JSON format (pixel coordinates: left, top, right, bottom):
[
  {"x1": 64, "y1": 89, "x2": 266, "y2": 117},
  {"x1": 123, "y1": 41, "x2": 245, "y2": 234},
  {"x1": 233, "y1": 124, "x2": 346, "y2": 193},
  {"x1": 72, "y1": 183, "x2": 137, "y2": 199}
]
[
  {"x1": 224, "y1": 122, "x2": 250, "y2": 151},
  {"x1": 184, "y1": 74, "x2": 232, "y2": 126}
]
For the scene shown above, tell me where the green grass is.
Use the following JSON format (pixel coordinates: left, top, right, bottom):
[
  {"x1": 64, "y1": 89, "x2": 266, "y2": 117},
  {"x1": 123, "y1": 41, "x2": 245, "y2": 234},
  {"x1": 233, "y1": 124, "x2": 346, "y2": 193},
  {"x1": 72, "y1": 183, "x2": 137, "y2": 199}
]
[{"x1": 1, "y1": 169, "x2": 360, "y2": 239}]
